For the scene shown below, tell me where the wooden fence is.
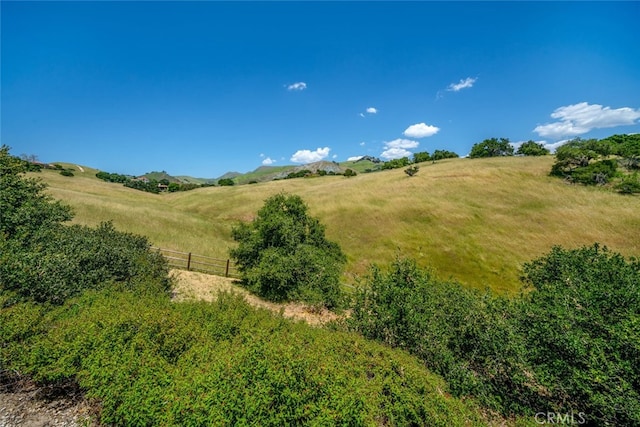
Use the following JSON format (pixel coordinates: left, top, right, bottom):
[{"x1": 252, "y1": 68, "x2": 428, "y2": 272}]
[{"x1": 152, "y1": 247, "x2": 240, "y2": 278}]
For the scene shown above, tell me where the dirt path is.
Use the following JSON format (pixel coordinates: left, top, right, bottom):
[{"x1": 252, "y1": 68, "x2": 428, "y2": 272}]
[
  {"x1": 171, "y1": 269, "x2": 341, "y2": 326},
  {"x1": 0, "y1": 377, "x2": 96, "y2": 427}
]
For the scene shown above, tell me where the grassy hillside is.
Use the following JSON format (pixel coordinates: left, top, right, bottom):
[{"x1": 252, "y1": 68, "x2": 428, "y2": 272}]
[{"x1": 37, "y1": 156, "x2": 640, "y2": 293}]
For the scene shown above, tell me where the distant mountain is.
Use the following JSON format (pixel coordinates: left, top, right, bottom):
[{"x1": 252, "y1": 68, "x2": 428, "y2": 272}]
[
  {"x1": 217, "y1": 171, "x2": 243, "y2": 181},
  {"x1": 89, "y1": 156, "x2": 379, "y2": 186},
  {"x1": 141, "y1": 171, "x2": 183, "y2": 183}
]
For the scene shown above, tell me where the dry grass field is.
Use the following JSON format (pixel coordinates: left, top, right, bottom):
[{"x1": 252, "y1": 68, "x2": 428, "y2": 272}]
[{"x1": 37, "y1": 156, "x2": 640, "y2": 294}]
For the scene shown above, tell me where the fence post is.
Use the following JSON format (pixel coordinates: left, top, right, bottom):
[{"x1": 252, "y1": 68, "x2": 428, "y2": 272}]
[
  {"x1": 225, "y1": 259, "x2": 230, "y2": 277},
  {"x1": 187, "y1": 253, "x2": 192, "y2": 271}
]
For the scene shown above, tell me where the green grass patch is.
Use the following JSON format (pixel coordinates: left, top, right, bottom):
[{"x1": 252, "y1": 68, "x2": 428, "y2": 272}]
[{"x1": 1, "y1": 289, "x2": 493, "y2": 426}]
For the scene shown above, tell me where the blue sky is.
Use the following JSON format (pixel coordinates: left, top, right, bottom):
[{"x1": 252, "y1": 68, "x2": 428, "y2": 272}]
[{"x1": 2, "y1": 1, "x2": 640, "y2": 178}]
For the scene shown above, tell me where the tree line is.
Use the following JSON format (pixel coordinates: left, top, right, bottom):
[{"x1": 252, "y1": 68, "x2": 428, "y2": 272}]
[
  {"x1": 96, "y1": 171, "x2": 211, "y2": 193},
  {"x1": 467, "y1": 134, "x2": 640, "y2": 193}
]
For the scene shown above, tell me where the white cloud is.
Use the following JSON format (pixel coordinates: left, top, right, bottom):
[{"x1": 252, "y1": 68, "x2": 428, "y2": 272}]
[
  {"x1": 544, "y1": 139, "x2": 570, "y2": 153},
  {"x1": 381, "y1": 147, "x2": 413, "y2": 160},
  {"x1": 290, "y1": 147, "x2": 330, "y2": 163},
  {"x1": 448, "y1": 77, "x2": 477, "y2": 92},
  {"x1": 534, "y1": 102, "x2": 640, "y2": 139},
  {"x1": 262, "y1": 157, "x2": 275, "y2": 165},
  {"x1": 360, "y1": 107, "x2": 378, "y2": 117},
  {"x1": 286, "y1": 82, "x2": 307, "y2": 91},
  {"x1": 359, "y1": 141, "x2": 366, "y2": 146},
  {"x1": 403, "y1": 122, "x2": 440, "y2": 138},
  {"x1": 380, "y1": 138, "x2": 419, "y2": 160},
  {"x1": 348, "y1": 155, "x2": 364, "y2": 161},
  {"x1": 385, "y1": 138, "x2": 419, "y2": 149}
]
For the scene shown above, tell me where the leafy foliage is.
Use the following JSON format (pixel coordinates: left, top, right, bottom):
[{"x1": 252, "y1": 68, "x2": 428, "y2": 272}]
[
  {"x1": 412, "y1": 151, "x2": 431, "y2": 163},
  {"x1": 431, "y1": 149, "x2": 459, "y2": 161},
  {"x1": 381, "y1": 157, "x2": 411, "y2": 170},
  {"x1": 550, "y1": 136, "x2": 638, "y2": 188},
  {"x1": 1, "y1": 145, "x2": 73, "y2": 244},
  {"x1": 230, "y1": 193, "x2": 346, "y2": 308},
  {"x1": 615, "y1": 172, "x2": 640, "y2": 194},
  {"x1": 0, "y1": 146, "x2": 170, "y2": 304},
  {"x1": 468, "y1": 137, "x2": 514, "y2": 158},
  {"x1": 516, "y1": 140, "x2": 549, "y2": 156},
  {"x1": 601, "y1": 133, "x2": 640, "y2": 170},
  {"x1": 404, "y1": 165, "x2": 419, "y2": 177},
  {"x1": 349, "y1": 246, "x2": 640, "y2": 425},
  {"x1": 217, "y1": 177, "x2": 235, "y2": 186},
  {"x1": 519, "y1": 244, "x2": 640, "y2": 425},
  {"x1": 1, "y1": 290, "x2": 486, "y2": 426}
]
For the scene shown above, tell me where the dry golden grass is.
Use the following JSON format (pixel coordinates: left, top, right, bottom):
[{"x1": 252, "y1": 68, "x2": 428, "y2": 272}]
[
  {"x1": 37, "y1": 156, "x2": 640, "y2": 294},
  {"x1": 170, "y1": 269, "x2": 340, "y2": 326}
]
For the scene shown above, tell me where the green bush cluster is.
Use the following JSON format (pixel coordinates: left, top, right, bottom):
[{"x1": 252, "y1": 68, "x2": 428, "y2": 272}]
[
  {"x1": 550, "y1": 134, "x2": 640, "y2": 191},
  {"x1": 97, "y1": 170, "x2": 206, "y2": 192},
  {"x1": 1, "y1": 289, "x2": 485, "y2": 426},
  {"x1": 468, "y1": 137, "x2": 514, "y2": 158},
  {"x1": 516, "y1": 141, "x2": 550, "y2": 156},
  {"x1": 348, "y1": 246, "x2": 640, "y2": 425},
  {"x1": 1, "y1": 146, "x2": 170, "y2": 305},
  {"x1": 230, "y1": 193, "x2": 346, "y2": 308}
]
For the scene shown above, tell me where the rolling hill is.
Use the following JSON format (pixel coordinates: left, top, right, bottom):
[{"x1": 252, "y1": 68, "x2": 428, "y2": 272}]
[{"x1": 35, "y1": 155, "x2": 640, "y2": 294}]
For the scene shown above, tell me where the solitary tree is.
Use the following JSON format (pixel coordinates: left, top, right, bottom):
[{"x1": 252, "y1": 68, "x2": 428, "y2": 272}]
[
  {"x1": 230, "y1": 193, "x2": 346, "y2": 308},
  {"x1": 468, "y1": 137, "x2": 514, "y2": 158},
  {"x1": 404, "y1": 165, "x2": 419, "y2": 177},
  {"x1": 412, "y1": 151, "x2": 431, "y2": 164},
  {"x1": 343, "y1": 168, "x2": 357, "y2": 177},
  {"x1": 516, "y1": 140, "x2": 549, "y2": 156}
]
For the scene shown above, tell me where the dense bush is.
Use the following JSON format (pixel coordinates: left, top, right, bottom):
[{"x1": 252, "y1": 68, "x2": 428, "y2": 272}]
[
  {"x1": 1, "y1": 145, "x2": 73, "y2": 243},
  {"x1": 349, "y1": 246, "x2": 640, "y2": 425},
  {"x1": 519, "y1": 244, "x2": 640, "y2": 426},
  {"x1": 567, "y1": 158, "x2": 619, "y2": 185},
  {"x1": 431, "y1": 149, "x2": 459, "y2": 161},
  {"x1": 468, "y1": 137, "x2": 514, "y2": 158},
  {"x1": 0, "y1": 290, "x2": 486, "y2": 426},
  {"x1": 1, "y1": 146, "x2": 170, "y2": 304},
  {"x1": 381, "y1": 157, "x2": 411, "y2": 170},
  {"x1": 412, "y1": 151, "x2": 431, "y2": 163},
  {"x1": 616, "y1": 172, "x2": 640, "y2": 194},
  {"x1": 516, "y1": 140, "x2": 549, "y2": 156},
  {"x1": 230, "y1": 193, "x2": 346, "y2": 308},
  {"x1": 349, "y1": 258, "x2": 536, "y2": 414},
  {"x1": 550, "y1": 135, "x2": 639, "y2": 190},
  {"x1": 1, "y1": 221, "x2": 171, "y2": 304},
  {"x1": 343, "y1": 168, "x2": 357, "y2": 177}
]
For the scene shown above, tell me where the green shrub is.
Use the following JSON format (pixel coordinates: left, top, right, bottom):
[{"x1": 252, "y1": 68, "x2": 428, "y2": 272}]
[
  {"x1": 343, "y1": 168, "x2": 357, "y2": 177},
  {"x1": 1, "y1": 289, "x2": 486, "y2": 426},
  {"x1": 468, "y1": 137, "x2": 514, "y2": 158},
  {"x1": 519, "y1": 244, "x2": 640, "y2": 426},
  {"x1": 1, "y1": 146, "x2": 170, "y2": 305},
  {"x1": 348, "y1": 258, "x2": 535, "y2": 414},
  {"x1": 616, "y1": 173, "x2": 640, "y2": 194},
  {"x1": 230, "y1": 193, "x2": 346, "y2": 308},
  {"x1": 569, "y1": 159, "x2": 618, "y2": 185},
  {"x1": 1, "y1": 221, "x2": 171, "y2": 304},
  {"x1": 431, "y1": 149, "x2": 459, "y2": 161},
  {"x1": 516, "y1": 140, "x2": 549, "y2": 156},
  {"x1": 349, "y1": 247, "x2": 640, "y2": 424}
]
